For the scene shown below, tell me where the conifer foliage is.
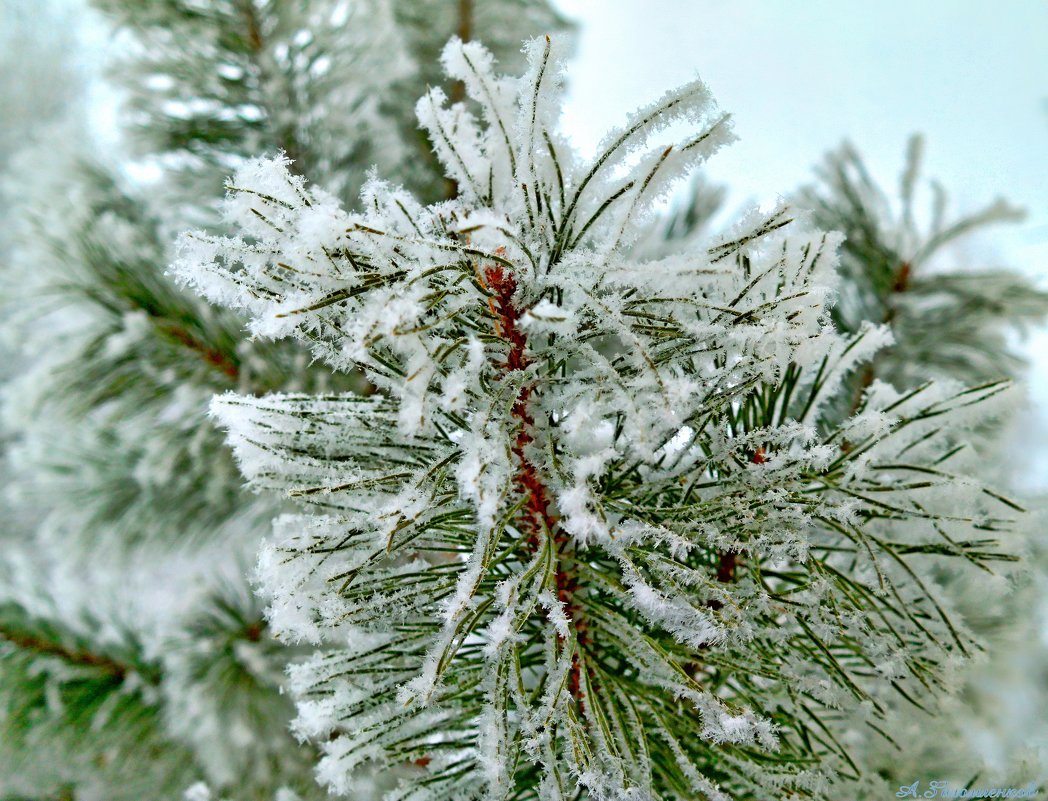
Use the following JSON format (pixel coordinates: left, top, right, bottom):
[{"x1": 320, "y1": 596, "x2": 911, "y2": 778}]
[
  {"x1": 802, "y1": 135, "x2": 1048, "y2": 392},
  {"x1": 0, "y1": 2, "x2": 570, "y2": 799},
  {"x1": 177, "y1": 39, "x2": 1020, "y2": 800}
]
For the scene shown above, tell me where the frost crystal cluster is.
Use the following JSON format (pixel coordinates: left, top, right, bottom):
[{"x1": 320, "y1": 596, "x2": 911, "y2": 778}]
[{"x1": 177, "y1": 38, "x2": 1017, "y2": 800}]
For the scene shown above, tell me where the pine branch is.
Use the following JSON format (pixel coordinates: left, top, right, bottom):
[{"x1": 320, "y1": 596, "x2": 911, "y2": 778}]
[
  {"x1": 154, "y1": 318, "x2": 240, "y2": 382},
  {"x1": 176, "y1": 39, "x2": 1020, "y2": 798},
  {"x1": 2, "y1": 4, "x2": 570, "y2": 800},
  {"x1": 801, "y1": 136, "x2": 1048, "y2": 396},
  {"x1": 0, "y1": 625, "x2": 135, "y2": 681},
  {"x1": 236, "y1": 0, "x2": 304, "y2": 176},
  {"x1": 483, "y1": 260, "x2": 593, "y2": 721},
  {"x1": 0, "y1": 601, "x2": 200, "y2": 800}
]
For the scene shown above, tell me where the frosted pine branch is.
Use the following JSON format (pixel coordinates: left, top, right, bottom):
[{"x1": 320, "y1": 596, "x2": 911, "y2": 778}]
[
  {"x1": 799, "y1": 134, "x2": 1048, "y2": 392},
  {"x1": 177, "y1": 37, "x2": 1019, "y2": 800}
]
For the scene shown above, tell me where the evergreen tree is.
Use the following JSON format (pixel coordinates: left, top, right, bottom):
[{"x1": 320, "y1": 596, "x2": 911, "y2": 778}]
[
  {"x1": 175, "y1": 38, "x2": 1025, "y2": 799},
  {"x1": 0, "y1": 3, "x2": 569, "y2": 799},
  {"x1": 2, "y1": 4, "x2": 1043, "y2": 799}
]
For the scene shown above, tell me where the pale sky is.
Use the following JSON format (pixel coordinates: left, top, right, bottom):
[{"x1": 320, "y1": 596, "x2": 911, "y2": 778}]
[
  {"x1": 554, "y1": 1, "x2": 1046, "y2": 244},
  {"x1": 554, "y1": 0, "x2": 1048, "y2": 487}
]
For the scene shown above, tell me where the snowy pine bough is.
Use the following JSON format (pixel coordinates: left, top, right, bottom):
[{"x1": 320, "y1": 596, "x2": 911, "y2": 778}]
[{"x1": 176, "y1": 37, "x2": 1019, "y2": 800}]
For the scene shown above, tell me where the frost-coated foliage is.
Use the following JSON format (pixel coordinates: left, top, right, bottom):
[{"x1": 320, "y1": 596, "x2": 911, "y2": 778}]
[
  {"x1": 0, "y1": 2, "x2": 570, "y2": 798},
  {"x1": 0, "y1": 499, "x2": 325, "y2": 800},
  {"x1": 94, "y1": 0, "x2": 408, "y2": 209},
  {"x1": 2, "y1": 162, "x2": 262, "y2": 547},
  {"x1": 797, "y1": 138, "x2": 1048, "y2": 792},
  {"x1": 800, "y1": 135, "x2": 1048, "y2": 391},
  {"x1": 177, "y1": 39, "x2": 1020, "y2": 799},
  {"x1": 93, "y1": 0, "x2": 571, "y2": 209}
]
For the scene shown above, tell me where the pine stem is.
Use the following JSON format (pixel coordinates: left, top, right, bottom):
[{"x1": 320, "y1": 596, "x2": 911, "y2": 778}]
[
  {"x1": 154, "y1": 319, "x2": 240, "y2": 382},
  {"x1": 456, "y1": 0, "x2": 474, "y2": 46},
  {"x1": 716, "y1": 551, "x2": 736, "y2": 584},
  {"x1": 244, "y1": 620, "x2": 265, "y2": 642},
  {"x1": 709, "y1": 450, "x2": 765, "y2": 606},
  {"x1": 848, "y1": 260, "x2": 912, "y2": 417},
  {"x1": 0, "y1": 625, "x2": 135, "y2": 681},
  {"x1": 443, "y1": 0, "x2": 475, "y2": 200},
  {"x1": 238, "y1": 0, "x2": 304, "y2": 173},
  {"x1": 482, "y1": 261, "x2": 592, "y2": 716}
]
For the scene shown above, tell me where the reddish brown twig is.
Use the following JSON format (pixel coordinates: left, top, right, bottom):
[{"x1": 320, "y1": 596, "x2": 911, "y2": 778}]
[
  {"x1": 156, "y1": 320, "x2": 240, "y2": 382},
  {"x1": 846, "y1": 260, "x2": 913, "y2": 422},
  {"x1": 482, "y1": 262, "x2": 591, "y2": 715},
  {"x1": 708, "y1": 448, "x2": 765, "y2": 610},
  {"x1": 0, "y1": 626, "x2": 131, "y2": 680}
]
